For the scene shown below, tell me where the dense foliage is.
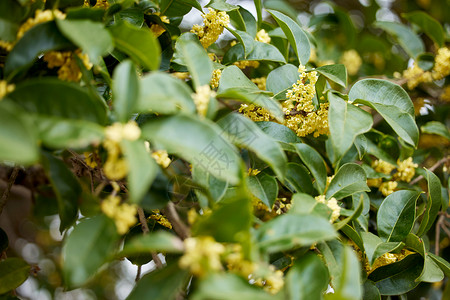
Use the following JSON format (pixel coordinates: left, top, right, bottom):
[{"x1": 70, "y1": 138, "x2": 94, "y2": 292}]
[{"x1": 0, "y1": 0, "x2": 449, "y2": 299}]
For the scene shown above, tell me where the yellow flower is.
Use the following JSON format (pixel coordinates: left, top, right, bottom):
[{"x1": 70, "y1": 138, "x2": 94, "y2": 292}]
[
  {"x1": 233, "y1": 60, "x2": 260, "y2": 69},
  {"x1": 315, "y1": 195, "x2": 340, "y2": 223},
  {"x1": 372, "y1": 159, "x2": 396, "y2": 175},
  {"x1": 403, "y1": 63, "x2": 432, "y2": 89},
  {"x1": 43, "y1": 50, "x2": 92, "y2": 82},
  {"x1": 0, "y1": 40, "x2": 14, "y2": 52},
  {"x1": 93, "y1": 0, "x2": 109, "y2": 9},
  {"x1": 149, "y1": 209, "x2": 172, "y2": 229},
  {"x1": 367, "y1": 178, "x2": 382, "y2": 187},
  {"x1": 379, "y1": 181, "x2": 397, "y2": 196},
  {"x1": 0, "y1": 81, "x2": 15, "y2": 99},
  {"x1": 210, "y1": 69, "x2": 222, "y2": 89},
  {"x1": 248, "y1": 168, "x2": 261, "y2": 176},
  {"x1": 432, "y1": 47, "x2": 450, "y2": 80},
  {"x1": 440, "y1": 86, "x2": 450, "y2": 102},
  {"x1": 83, "y1": 151, "x2": 98, "y2": 168},
  {"x1": 171, "y1": 72, "x2": 190, "y2": 80},
  {"x1": 191, "y1": 8, "x2": 230, "y2": 48},
  {"x1": 151, "y1": 150, "x2": 171, "y2": 168},
  {"x1": 340, "y1": 50, "x2": 362, "y2": 76},
  {"x1": 101, "y1": 195, "x2": 137, "y2": 234},
  {"x1": 255, "y1": 29, "x2": 271, "y2": 44},
  {"x1": 393, "y1": 157, "x2": 418, "y2": 182},
  {"x1": 17, "y1": 10, "x2": 66, "y2": 40},
  {"x1": 251, "y1": 77, "x2": 267, "y2": 90},
  {"x1": 192, "y1": 85, "x2": 215, "y2": 117}
]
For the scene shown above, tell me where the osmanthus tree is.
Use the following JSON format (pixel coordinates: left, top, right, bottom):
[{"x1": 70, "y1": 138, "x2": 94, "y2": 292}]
[{"x1": 0, "y1": 0, "x2": 449, "y2": 299}]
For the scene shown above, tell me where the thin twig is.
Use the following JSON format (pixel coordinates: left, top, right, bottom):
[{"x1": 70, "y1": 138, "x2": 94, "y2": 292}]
[
  {"x1": 0, "y1": 167, "x2": 19, "y2": 216},
  {"x1": 435, "y1": 215, "x2": 445, "y2": 255},
  {"x1": 410, "y1": 156, "x2": 450, "y2": 186},
  {"x1": 137, "y1": 207, "x2": 163, "y2": 269},
  {"x1": 164, "y1": 202, "x2": 190, "y2": 240},
  {"x1": 135, "y1": 265, "x2": 142, "y2": 282},
  {"x1": 440, "y1": 223, "x2": 450, "y2": 240}
]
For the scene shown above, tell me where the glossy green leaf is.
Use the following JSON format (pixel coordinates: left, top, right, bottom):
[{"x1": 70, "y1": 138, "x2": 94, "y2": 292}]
[
  {"x1": 317, "y1": 240, "x2": 344, "y2": 287},
  {"x1": 294, "y1": 143, "x2": 328, "y2": 194},
  {"x1": 256, "y1": 122, "x2": 301, "y2": 144},
  {"x1": 120, "y1": 231, "x2": 184, "y2": 257},
  {"x1": 362, "y1": 280, "x2": 381, "y2": 300},
  {"x1": 174, "y1": 33, "x2": 213, "y2": 89},
  {"x1": 428, "y1": 252, "x2": 450, "y2": 278},
  {"x1": 256, "y1": 214, "x2": 337, "y2": 253},
  {"x1": 191, "y1": 273, "x2": 274, "y2": 300},
  {"x1": 417, "y1": 169, "x2": 442, "y2": 236},
  {"x1": 377, "y1": 190, "x2": 422, "y2": 242},
  {"x1": 248, "y1": 173, "x2": 278, "y2": 208},
  {"x1": 368, "y1": 254, "x2": 423, "y2": 295},
  {"x1": 4, "y1": 21, "x2": 72, "y2": 78},
  {"x1": 222, "y1": 42, "x2": 286, "y2": 64},
  {"x1": 127, "y1": 263, "x2": 190, "y2": 300},
  {"x1": 217, "y1": 113, "x2": 287, "y2": 180},
  {"x1": 361, "y1": 232, "x2": 403, "y2": 266},
  {"x1": 289, "y1": 193, "x2": 331, "y2": 220},
  {"x1": 285, "y1": 163, "x2": 315, "y2": 195},
  {"x1": 137, "y1": 72, "x2": 196, "y2": 114},
  {"x1": 112, "y1": 60, "x2": 139, "y2": 122},
  {"x1": 315, "y1": 64, "x2": 347, "y2": 87},
  {"x1": 41, "y1": 152, "x2": 80, "y2": 231},
  {"x1": 0, "y1": 102, "x2": 39, "y2": 165},
  {"x1": 121, "y1": 139, "x2": 158, "y2": 204},
  {"x1": 349, "y1": 79, "x2": 418, "y2": 147},
  {"x1": 403, "y1": 11, "x2": 444, "y2": 47},
  {"x1": 421, "y1": 121, "x2": 450, "y2": 140},
  {"x1": 325, "y1": 246, "x2": 362, "y2": 300},
  {"x1": 419, "y1": 254, "x2": 444, "y2": 283},
  {"x1": 374, "y1": 21, "x2": 425, "y2": 58},
  {"x1": 205, "y1": 0, "x2": 239, "y2": 11},
  {"x1": 141, "y1": 114, "x2": 242, "y2": 184},
  {"x1": 328, "y1": 93, "x2": 373, "y2": 161},
  {"x1": 217, "y1": 65, "x2": 259, "y2": 92},
  {"x1": 109, "y1": 21, "x2": 160, "y2": 70},
  {"x1": 334, "y1": 193, "x2": 363, "y2": 230},
  {"x1": 340, "y1": 224, "x2": 365, "y2": 253},
  {"x1": 36, "y1": 116, "x2": 104, "y2": 149},
  {"x1": 192, "y1": 165, "x2": 228, "y2": 206},
  {"x1": 63, "y1": 215, "x2": 119, "y2": 288},
  {"x1": 254, "y1": 0, "x2": 262, "y2": 28},
  {"x1": 266, "y1": 64, "x2": 299, "y2": 94},
  {"x1": 267, "y1": 10, "x2": 311, "y2": 64},
  {"x1": 326, "y1": 163, "x2": 370, "y2": 200},
  {"x1": 285, "y1": 253, "x2": 329, "y2": 300},
  {"x1": 0, "y1": 258, "x2": 30, "y2": 294},
  {"x1": 225, "y1": 28, "x2": 256, "y2": 56},
  {"x1": 56, "y1": 18, "x2": 112, "y2": 64},
  {"x1": 160, "y1": 0, "x2": 202, "y2": 16},
  {"x1": 8, "y1": 78, "x2": 107, "y2": 124},
  {"x1": 0, "y1": 18, "x2": 18, "y2": 41}
]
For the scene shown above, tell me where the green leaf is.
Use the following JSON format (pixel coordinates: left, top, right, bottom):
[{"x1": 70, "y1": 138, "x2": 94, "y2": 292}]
[
  {"x1": 205, "y1": 0, "x2": 239, "y2": 11},
  {"x1": 349, "y1": 79, "x2": 418, "y2": 147},
  {"x1": 109, "y1": 21, "x2": 160, "y2": 70},
  {"x1": 285, "y1": 163, "x2": 315, "y2": 195},
  {"x1": 113, "y1": 60, "x2": 139, "y2": 122},
  {"x1": 377, "y1": 190, "x2": 422, "y2": 242},
  {"x1": 248, "y1": 173, "x2": 278, "y2": 208},
  {"x1": 285, "y1": 253, "x2": 329, "y2": 300},
  {"x1": 117, "y1": 7, "x2": 145, "y2": 27},
  {"x1": 192, "y1": 165, "x2": 228, "y2": 206},
  {"x1": 256, "y1": 122, "x2": 301, "y2": 144},
  {"x1": 340, "y1": 224, "x2": 365, "y2": 252},
  {"x1": 368, "y1": 254, "x2": 423, "y2": 295},
  {"x1": 334, "y1": 193, "x2": 364, "y2": 230},
  {"x1": 36, "y1": 116, "x2": 104, "y2": 149},
  {"x1": 174, "y1": 33, "x2": 213, "y2": 89},
  {"x1": 421, "y1": 121, "x2": 450, "y2": 140},
  {"x1": 225, "y1": 28, "x2": 256, "y2": 56},
  {"x1": 217, "y1": 113, "x2": 287, "y2": 180},
  {"x1": 0, "y1": 258, "x2": 30, "y2": 294},
  {"x1": 0, "y1": 102, "x2": 39, "y2": 165},
  {"x1": 63, "y1": 215, "x2": 119, "y2": 288},
  {"x1": 120, "y1": 231, "x2": 184, "y2": 257},
  {"x1": 294, "y1": 143, "x2": 328, "y2": 194},
  {"x1": 121, "y1": 139, "x2": 158, "y2": 204},
  {"x1": 403, "y1": 11, "x2": 444, "y2": 47},
  {"x1": 325, "y1": 246, "x2": 362, "y2": 300},
  {"x1": 254, "y1": 0, "x2": 262, "y2": 28},
  {"x1": 4, "y1": 21, "x2": 72, "y2": 78},
  {"x1": 223, "y1": 42, "x2": 286, "y2": 64},
  {"x1": 217, "y1": 65, "x2": 259, "y2": 92},
  {"x1": 418, "y1": 254, "x2": 444, "y2": 283},
  {"x1": 266, "y1": 64, "x2": 299, "y2": 94},
  {"x1": 328, "y1": 93, "x2": 373, "y2": 161},
  {"x1": 0, "y1": 18, "x2": 18, "y2": 41},
  {"x1": 256, "y1": 214, "x2": 337, "y2": 253},
  {"x1": 289, "y1": 193, "x2": 331, "y2": 220},
  {"x1": 428, "y1": 252, "x2": 450, "y2": 278},
  {"x1": 137, "y1": 72, "x2": 196, "y2": 114},
  {"x1": 191, "y1": 273, "x2": 274, "y2": 300},
  {"x1": 56, "y1": 19, "x2": 112, "y2": 64},
  {"x1": 141, "y1": 115, "x2": 242, "y2": 184},
  {"x1": 326, "y1": 163, "x2": 370, "y2": 200},
  {"x1": 41, "y1": 152, "x2": 80, "y2": 231},
  {"x1": 362, "y1": 280, "x2": 381, "y2": 300},
  {"x1": 315, "y1": 64, "x2": 347, "y2": 87},
  {"x1": 374, "y1": 21, "x2": 425, "y2": 58},
  {"x1": 8, "y1": 78, "x2": 107, "y2": 124},
  {"x1": 417, "y1": 169, "x2": 442, "y2": 236},
  {"x1": 160, "y1": 0, "x2": 203, "y2": 16},
  {"x1": 317, "y1": 240, "x2": 344, "y2": 288},
  {"x1": 127, "y1": 263, "x2": 190, "y2": 300},
  {"x1": 361, "y1": 232, "x2": 403, "y2": 266},
  {"x1": 267, "y1": 10, "x2": 311, "y2": 65}
]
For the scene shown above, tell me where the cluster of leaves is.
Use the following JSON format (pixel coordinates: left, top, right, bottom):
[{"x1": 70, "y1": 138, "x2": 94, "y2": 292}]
[{"x1": 0, "y1": 0, "x2": 449, "y2": 299}]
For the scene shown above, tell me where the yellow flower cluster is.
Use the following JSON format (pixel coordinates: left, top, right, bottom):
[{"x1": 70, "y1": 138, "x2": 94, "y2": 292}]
[
  {"x1": 403, "y1": 47, "x2": 450, "y2": 89},
  {"x1": 255, "y1": 29, "x2": 271, "y2": 44},
  {"x1": 251, "y1": 77, "x2": 267, "y2": 90},
  {"x1": 0, "y1": 40, "x2": 13, "y2": 52},
  {"x1": 393, "y1": 157, "x2": 418, "y2": 182},
  {"x1": 254, "y1": 265, "x2": 284, "y2": 294},
  {"x1": 179, "y1": 236, "x2": 225, "y2": 277},
  {"x1": 150, "y1": 209, "x2": 172, "y2": 229},
  {"x1": 191, "y1": 8, "x2": 230, "y2": 49},
  {"x1": 43, "y1": 50, "x2": 92, "y2": 82},
  {"x1": 367, "y1": 249, "x2": 414, "y2": 274},
  {"x1": 379, "y1": 181, "x2": 397, "y2": 196},
  {"x1": 192, "y1": 85, "x2": 216, "y2": 116},
  {"x1": 367, "y1": 178, "x2": 382, "y2": 187},
  {"x1": 340, "y1": 50, "x2": 362, "y2": 76},
  {"x1": 171, "y1": 72, "x2": 190, "y2": 80},
  {"x1": 210, "y1": 69, "x2": 222, "y2": 89},
  {"x1": 315, "y1": 195, "x2": 340, "y2": 223},
  {"x1": 275, "y1": 197, "x2": 291, "y2": 215},
  {"x1": 239, "y1": 104, "x2": 272, "y2": 122},
  {"x1": 83, "y1": 151, "x2": 98, "y2": 168},
  {"x1": 151, "y1": 150, "x2": 171, "y2": 168},
  {"x1": 248, "y1": 168, "x2": 261, "y2": 176},
  {"x1": 101, "y1": 195, "x2": 137, "y2": 234},
  {"x1": 103, "y1": 121, "x2": 141, "y2": 180},
  {"x1": 0, "y1": 80, "x2": 15, "y2": 99},
  {"x1": 372, "y1": 159, "x2": 396, "y2": 174},
  {"x1": 233, "y1": 60, "x2": 260, "y2": 69},
  {"x1": 441, "y1": 86, "x2": 450, "y2": 102}
]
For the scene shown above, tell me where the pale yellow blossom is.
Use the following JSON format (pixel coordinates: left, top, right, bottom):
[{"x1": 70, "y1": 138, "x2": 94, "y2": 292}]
[
  {"x1": 340, "y1": 50, "x2": 362, "y2": 76},
  {"x1": 151, "y1": 150, "x2": 171, "y2": 168},
  {"x1": 191, "y1": 8, "x2": 230, "y2": 48},
  {"x1": 393, "y1": 157, "x2": 418, "y2": 182},
  {"x1": 179, "y1": 236, "x2": 225, "y2": 276},
  {"x1": 101, "y1": 195, "x2": 137, "y2": 234},
  {"x1": 0, "y1": 81, "x2": 15, "y2": 99},
  {"x1": 192, "y1": 85, "x2": 215, "y2": 116},
  {"x1": 379, "y1": 181, "x2": 397, "y2": 196}
]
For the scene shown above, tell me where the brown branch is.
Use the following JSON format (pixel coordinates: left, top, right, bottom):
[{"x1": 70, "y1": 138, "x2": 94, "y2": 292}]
[
  {"x1": 410, "y1": 156, "x2": 450, "y2": 186},
  {"x1": 135, "y1": 265, "x2": 142, "y2": 282},
  {"x1": 137, "y1": 207, "x2": 163, "y2": 269},
  {"x1": 0, "y1": 167, "x2": 19, "y2": 216},
  {"x1": 435, "y1": 215, "x2": 445, "y2": 255},
  {"x1": 163, "y1": 202, "x2": 190, "y2": 240}
]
